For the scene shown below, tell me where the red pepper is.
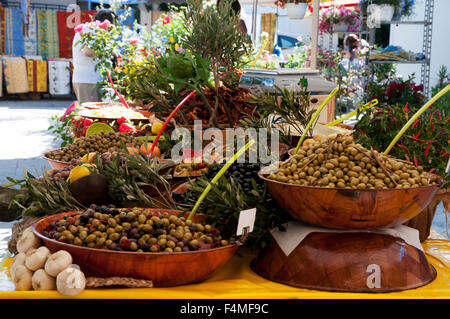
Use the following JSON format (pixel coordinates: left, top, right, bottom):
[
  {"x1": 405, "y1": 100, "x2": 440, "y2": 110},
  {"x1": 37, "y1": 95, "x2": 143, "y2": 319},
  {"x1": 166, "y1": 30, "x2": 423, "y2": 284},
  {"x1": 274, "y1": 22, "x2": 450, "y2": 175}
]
[
  {"x1": 411, "y1": 119, "x2": 420, "y2": 129},
  {"x1": 429, "y1": 168, "x2": 435, "y2": 174},
  {"x1": 424, "y1": 142, "x2": 431, "y2": 157},
  {"x1": 397, "y1": 144, "x2": 409, "y2": 152},
  {"x1": 437, "y1": 110, "x2": 442, "y2": 120},
  {"x1": 405, "y1": 155, "x2": 410, "y2": 162},
  {"x1": 119, "y1": 123, "x2": 136, "y2": 133},
  {"x1": 403, "y1": 103, "x2": 408, "y2": 112},
  {"x1": 415, "y1": 130, "x2": 421, "y2": 139},
  {"x1": 444, "y1": 152, "x2": 450, "y2": 157},
  {"x1": 359, "y1": 128, "x2": 366, "y2": 137},
  {"x1": 413, "y1": 156, "x2": 418, "y2": 167}
]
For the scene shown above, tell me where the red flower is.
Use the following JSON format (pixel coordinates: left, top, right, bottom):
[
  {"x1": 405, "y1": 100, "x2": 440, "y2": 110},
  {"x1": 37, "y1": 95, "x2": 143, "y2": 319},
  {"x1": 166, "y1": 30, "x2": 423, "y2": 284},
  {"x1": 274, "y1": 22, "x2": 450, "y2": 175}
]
[
  {"x1": 83, "y1": 118, "x2": 93, "y2": 127},
  {"x1": 162, "y1": 16, "x2": 170, "y2": 25},
  {"x1": 117, "y1": 116, "x2": 128, "y2": 125},
  {"x1": 119, "y1": 123, "x2": 135, "y2": 133}
]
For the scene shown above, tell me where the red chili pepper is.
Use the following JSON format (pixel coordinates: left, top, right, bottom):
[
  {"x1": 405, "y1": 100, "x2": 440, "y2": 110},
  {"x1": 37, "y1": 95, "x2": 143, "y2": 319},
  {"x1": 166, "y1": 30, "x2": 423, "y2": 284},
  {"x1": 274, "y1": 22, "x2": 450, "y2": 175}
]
[
  {"x1": 444, "y1": 152, "x2": 450, "y2": 157},
  {"x1": 428, "y1": 168, "x2": 435, "y2": 174},
  {"x1": 413, "y1": 156, "x2": 418, "y2": 167},
  {"x1": 405, "y1": 155, "x2": 410, "y2": 162},
  {"x1": 397, "y1": 144, "x2": 409, "y2": 152},
  {"x1": 437, "y1": 110, "x2": 442, "y2": 120},
  {"x1": 424, "y1": 142, "x2": 431, "y2": 157},
  {"x1": 415, "y1": 130, "x2": 421, "y2": 139},
  {"x1": 359, "y1": 128, "x2": 366, "y2": 137},
  {"x1": 411, "y1": 119, "x2": 420, "y2": 129},
  {"x1": 403, "y1": 103, "x2": 408, "y2": 112}
]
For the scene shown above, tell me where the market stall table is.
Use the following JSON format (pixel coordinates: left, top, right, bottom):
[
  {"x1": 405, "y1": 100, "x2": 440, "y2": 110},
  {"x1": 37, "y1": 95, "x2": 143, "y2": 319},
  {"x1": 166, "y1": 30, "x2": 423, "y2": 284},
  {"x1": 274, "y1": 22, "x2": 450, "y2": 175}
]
[{"x1": 0, "y1": 230, "x2": 448, "y2": 299}]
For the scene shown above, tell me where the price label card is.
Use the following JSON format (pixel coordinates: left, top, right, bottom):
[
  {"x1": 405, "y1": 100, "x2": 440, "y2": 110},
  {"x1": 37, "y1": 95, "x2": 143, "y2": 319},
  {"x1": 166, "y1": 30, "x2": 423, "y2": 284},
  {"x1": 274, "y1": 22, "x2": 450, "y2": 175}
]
[{"x1": 236, "y1": 208, "x2": 256, "y2": 236}]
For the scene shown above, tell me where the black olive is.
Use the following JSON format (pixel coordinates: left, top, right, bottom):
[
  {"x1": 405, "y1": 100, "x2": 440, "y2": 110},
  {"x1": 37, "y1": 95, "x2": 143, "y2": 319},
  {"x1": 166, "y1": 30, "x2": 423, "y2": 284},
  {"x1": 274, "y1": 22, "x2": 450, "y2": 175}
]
[
  {"x1": 153, "y1": 222, "x2": 162, "y2": 229},
  {"x1": 79, "y1": 214, "x2": 90, "y2": 224}
]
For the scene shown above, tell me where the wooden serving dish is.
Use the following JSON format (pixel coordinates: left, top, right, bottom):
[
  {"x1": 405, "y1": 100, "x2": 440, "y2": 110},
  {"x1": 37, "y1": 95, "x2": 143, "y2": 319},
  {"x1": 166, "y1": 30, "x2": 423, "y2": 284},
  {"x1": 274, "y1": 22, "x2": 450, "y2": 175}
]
[
  {"x1": 42, "y1": 150, "x2": 71, "y2": 170},
  {"x1": 259, "y1": 172, "x2": 440, "y2": 229},
  {"x1": 33, "y1": 210, "x2": 238, "y2": 287},
  {"x1": 251, "y1": 232, "x2": 436, "y2": 293}
]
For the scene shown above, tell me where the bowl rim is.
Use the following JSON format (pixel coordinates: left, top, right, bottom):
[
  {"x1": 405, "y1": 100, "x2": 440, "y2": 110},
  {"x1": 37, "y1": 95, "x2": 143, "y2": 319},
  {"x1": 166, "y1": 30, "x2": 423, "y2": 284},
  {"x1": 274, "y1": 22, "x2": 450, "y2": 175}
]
[
  {"x1": 258, "y1": 171, "x2": 443, "y2": 192},
  {"x1": 42, "y1": 149, "x2": 72, "y2": 165},
  {"x1": 33, "y1": 210, "x2": 238, "y2": 256}
]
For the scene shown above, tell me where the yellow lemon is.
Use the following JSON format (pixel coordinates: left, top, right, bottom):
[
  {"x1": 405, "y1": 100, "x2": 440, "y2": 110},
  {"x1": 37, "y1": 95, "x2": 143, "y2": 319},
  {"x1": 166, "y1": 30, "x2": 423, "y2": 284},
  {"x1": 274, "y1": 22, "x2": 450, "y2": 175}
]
[
  {"x1": 81, "y1": 152, "x2": 97, "y2": 163},
  {"x1": 68, "y1": 166, "x2": 91, "y2": 184},
  {"x1": 151, "y1": 122, "x2": 164, "y2": 135}
]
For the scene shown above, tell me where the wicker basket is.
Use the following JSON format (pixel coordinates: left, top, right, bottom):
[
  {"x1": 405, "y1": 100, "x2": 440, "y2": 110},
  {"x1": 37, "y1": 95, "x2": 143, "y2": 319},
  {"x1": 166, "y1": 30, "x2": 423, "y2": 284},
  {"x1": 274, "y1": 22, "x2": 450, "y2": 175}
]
[{"x1": 405, "y1": 188, "x2": 449, "y2": 242}]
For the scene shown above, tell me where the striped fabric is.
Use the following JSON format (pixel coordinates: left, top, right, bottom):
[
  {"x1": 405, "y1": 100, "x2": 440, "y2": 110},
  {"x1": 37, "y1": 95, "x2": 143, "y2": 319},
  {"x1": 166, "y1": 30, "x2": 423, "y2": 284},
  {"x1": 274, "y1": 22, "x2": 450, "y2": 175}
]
[
  {"x1": 26, "y1": 58, "x2": 48, "y2": 92},
  {"x1": 24, "y1": 9, "x2": 38, "y2": 56},
  {"x1": 37, "y1": 10, "x2": 59, "y2": 58},
  {"x1": 5, "y1": 7, "x2": 25, "y2": 56}
]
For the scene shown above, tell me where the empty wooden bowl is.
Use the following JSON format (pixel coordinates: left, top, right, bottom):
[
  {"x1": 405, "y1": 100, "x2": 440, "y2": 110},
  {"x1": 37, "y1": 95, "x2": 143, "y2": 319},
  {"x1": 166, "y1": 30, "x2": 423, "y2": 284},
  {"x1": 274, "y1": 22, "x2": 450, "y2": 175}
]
[
  {"x1": 251, "y1": 232, "x2": 436, "y2": 293},
  {"x1": 33, "y1": 209, "x2": 238, "y2": 287},
  {"x1": 259, "y1": 172, "x2": 440, "y2": 229}
]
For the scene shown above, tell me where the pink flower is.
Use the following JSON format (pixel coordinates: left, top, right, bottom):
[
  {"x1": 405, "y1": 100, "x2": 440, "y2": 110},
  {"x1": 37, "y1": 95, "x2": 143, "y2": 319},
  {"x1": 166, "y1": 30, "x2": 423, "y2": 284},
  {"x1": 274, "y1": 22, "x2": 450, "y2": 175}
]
[
  {"x1": 99, "y1": 20, "x2": 111, "y2": 30},
  {"x1": 74, "y1": 24, "x2": 85, "y2": 33},
  {"x1": 89, "y1": 20, "x2": 101, "y2": 28},
  {"x1": 60, "y1": 101, "x2": 77, "y2": 121}
]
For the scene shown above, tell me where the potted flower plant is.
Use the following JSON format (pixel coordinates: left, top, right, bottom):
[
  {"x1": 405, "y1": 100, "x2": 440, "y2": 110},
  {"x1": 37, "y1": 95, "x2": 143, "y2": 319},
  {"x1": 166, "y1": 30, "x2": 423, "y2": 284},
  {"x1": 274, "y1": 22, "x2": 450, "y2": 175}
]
[
  {"x1": 360, "y1": 0, "x2": 402, "y2": 22},
  {"x1": 392, "y1": 0, "x2": 416, "y2": 21},
  {"x1": 275, "y1": 0, "x2": 309, "y2": 20},
  {"x1": 318, "y1": 6, "x2": 361, "y2": 34}
]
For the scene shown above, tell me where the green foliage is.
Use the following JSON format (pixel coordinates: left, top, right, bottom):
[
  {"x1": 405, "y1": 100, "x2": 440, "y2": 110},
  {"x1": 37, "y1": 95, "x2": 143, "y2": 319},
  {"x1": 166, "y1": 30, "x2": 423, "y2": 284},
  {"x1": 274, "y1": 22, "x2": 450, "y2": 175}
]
[
  {"x1": 5, "y1": 171, "x2": 84, "y2": 217},
  {"x1": 180, "y1": 0, "x2": 252, "y2": 88},
  {"x1": 249, "y1": 79, "x2": 315, "y2": 140},
  {"x1": 157, "y1": 50, "x2": 211, "y2": 93},
  {"x1": 184, "y1": 176, "x2": 290, "y2": 250},
  {"x1": 48, "y1": 114, "x2": 75, "y2": 148},
  {"x1": 431, "y1": 65, "x2": 450, "y2": 112},
  {"x1": 354, "y1": 104, "x2": 449, "y2": 183}
]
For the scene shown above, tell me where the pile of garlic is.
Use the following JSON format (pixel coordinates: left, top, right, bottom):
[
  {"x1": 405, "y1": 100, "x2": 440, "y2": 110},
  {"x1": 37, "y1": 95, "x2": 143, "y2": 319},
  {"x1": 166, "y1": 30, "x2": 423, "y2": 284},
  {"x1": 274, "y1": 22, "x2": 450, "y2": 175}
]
[{"x1": 10, "y1": 227, "x2": 86, "y2": 296}]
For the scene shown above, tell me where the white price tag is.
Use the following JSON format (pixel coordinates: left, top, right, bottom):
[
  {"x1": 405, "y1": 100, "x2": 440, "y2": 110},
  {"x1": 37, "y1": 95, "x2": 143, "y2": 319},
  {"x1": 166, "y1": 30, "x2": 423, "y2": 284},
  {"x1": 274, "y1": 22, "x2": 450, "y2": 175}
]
[
  {"x1": 236, "y1": 208, "x2": 256, "y2": 236},
  {"x1": 446, "y1": 158, "x2": 450, "y2": 174}
]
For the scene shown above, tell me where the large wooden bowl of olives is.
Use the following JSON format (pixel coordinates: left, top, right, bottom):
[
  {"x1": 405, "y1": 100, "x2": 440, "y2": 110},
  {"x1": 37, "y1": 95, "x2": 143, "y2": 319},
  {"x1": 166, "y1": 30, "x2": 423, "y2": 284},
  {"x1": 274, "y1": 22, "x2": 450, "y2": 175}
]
[
  {"x1": 33, "y1": 207, "x2": 238, "y2": 287},
  {"x1": 259, "y1": 134, "x2": 442, "y2": 229}
]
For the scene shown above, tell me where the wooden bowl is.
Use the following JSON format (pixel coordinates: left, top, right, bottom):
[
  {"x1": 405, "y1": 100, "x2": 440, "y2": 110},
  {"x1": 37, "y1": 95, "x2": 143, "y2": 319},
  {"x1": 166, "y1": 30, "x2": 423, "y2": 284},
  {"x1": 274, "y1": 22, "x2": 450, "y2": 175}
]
[
  {"x1": 42, "y1": 150, "x2": 71, "y2": 170},
  {"x1": 251, "y1": 232, "x2": 436, "y2": 293},
  {"x1": 33, "y1": 210, "x2": 238, "y2": 287},
  {"x1": 259, "y1": 172, "x2": 440, "y2": 229},
  {"x1": 170, "y1": 183, "x2": 194, "y2": 208}
]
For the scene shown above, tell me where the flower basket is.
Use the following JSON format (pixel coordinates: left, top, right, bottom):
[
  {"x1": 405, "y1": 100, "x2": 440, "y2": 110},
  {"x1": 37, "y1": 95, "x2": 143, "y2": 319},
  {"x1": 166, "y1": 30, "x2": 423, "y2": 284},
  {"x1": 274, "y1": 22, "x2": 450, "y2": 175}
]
[
  {"x1": 286, "y1": 3, "x2": 308, "y2": 20},
  {"x1": 333, "y1": 22, "x2": 348, "y2": 32},
  {"x1": 380, "y1": 4, "x2": 395, "y2": 21}
]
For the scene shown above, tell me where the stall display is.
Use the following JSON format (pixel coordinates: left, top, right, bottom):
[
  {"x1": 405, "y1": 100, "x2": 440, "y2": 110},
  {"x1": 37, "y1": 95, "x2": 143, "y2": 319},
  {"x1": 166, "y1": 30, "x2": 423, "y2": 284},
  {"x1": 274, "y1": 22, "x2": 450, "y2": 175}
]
[{"x1": 0, "y1": 0, "x2": 449, "y2": 301}]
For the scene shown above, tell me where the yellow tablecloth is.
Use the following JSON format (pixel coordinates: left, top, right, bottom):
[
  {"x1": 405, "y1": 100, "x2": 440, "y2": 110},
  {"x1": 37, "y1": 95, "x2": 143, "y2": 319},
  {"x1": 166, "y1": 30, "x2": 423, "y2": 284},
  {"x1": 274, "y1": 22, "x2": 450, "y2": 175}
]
[{"x1": 1, "y1": 231, "x2": 449, "y2": 299}]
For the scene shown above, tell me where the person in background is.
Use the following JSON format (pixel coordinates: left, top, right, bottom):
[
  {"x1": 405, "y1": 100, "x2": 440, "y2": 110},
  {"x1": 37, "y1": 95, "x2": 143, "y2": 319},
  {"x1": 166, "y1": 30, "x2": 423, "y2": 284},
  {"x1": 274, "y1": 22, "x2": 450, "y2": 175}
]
[
  {"x1": 72, "y1": 9, "x2": 116, "y2": 104},
  {"x1": 217, "y1": 0, "x2": 248, "y2": 34}
]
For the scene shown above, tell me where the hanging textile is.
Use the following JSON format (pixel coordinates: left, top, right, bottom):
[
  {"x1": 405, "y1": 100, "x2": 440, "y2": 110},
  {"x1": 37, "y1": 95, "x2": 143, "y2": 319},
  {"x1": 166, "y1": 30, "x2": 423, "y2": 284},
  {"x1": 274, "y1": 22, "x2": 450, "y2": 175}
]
[
  {"x1": 48, "y1": 59, "x2": 71, "y2": 95},
  {"x1": 0, "y1": 61, "x2": 3, "y2": 97},
  {"x1": 5, "y1": 7, "x2": 25, "y2": 56},
  {"x1": 261, "y1": 13, "x2": 277, "y2": 52},
  {"x1": 2, "y1": 57, "x2": 29, "y2": 94},
  {"x1": 57, "y1": 10, "x2": 96, "y2": 59},
  {"x1": 26, "y1": 57, "x2": 47, "y2": 92},
  {"x1": 0, "y1": 7, "x2": 5, "y2": 54},
  {"x1": 24, "y1": 9, "x2": 37, "y2": 56},
  {"x1": 37, "y1": 10, "x2": 59, "y2": 58}
]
